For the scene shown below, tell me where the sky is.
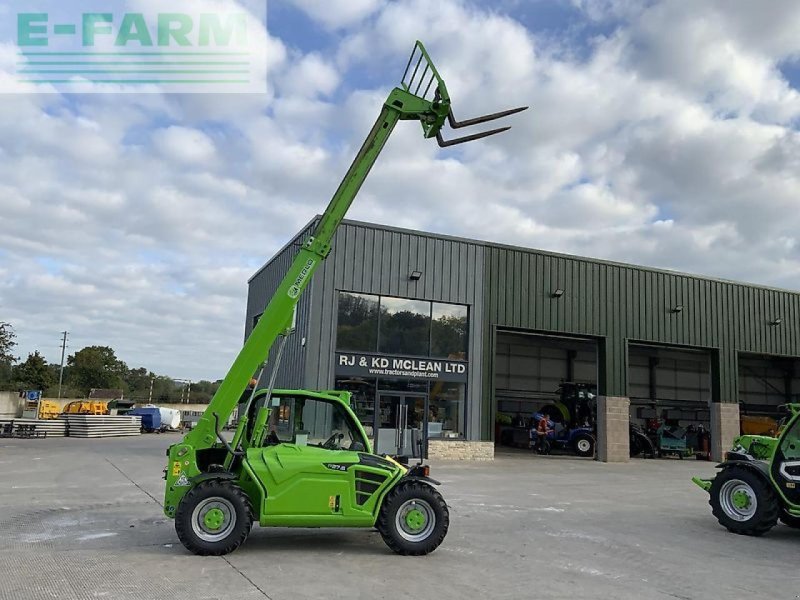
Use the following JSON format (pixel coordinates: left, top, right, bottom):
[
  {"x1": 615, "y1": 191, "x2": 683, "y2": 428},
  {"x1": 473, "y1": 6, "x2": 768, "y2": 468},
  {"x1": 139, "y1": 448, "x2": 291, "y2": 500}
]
[{"x1": 1, "y1": 0, "x2": 800, "y2": 381}]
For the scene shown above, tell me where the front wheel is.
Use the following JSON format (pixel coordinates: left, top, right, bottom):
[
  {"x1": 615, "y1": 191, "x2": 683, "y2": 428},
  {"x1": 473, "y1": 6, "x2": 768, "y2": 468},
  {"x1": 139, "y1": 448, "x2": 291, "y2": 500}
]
[
  {"x1": 709, "y1": 467, "x2": 778, "y2": 536},
  {"x1": 573, "y1": 434, "x2": 595, "y2": 458},
  {"x1": 175, "y1": 480, "x2": 253, "y2": 556},
  {"x1": 780, "y1": 509, "x2": 800, "y2": 529},
  {"x1": 377, "y1": 480, "x2": 449, "y2": 556}
]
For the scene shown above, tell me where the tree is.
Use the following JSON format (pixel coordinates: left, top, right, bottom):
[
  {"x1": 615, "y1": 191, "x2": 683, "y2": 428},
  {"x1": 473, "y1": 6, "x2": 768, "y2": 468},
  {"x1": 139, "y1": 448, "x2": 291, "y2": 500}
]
[
  {"x1": 0, "y1": 322, "x2": 16, "y2": 364},
  {"x1": 67, "y1": 346, "x2": 128, "y2": 395},
  {"x1": 14, "y1": 351, "x2": 55, "y2": 391},
  {"x1": 124, "y1": 366, "x2": 155, "y2": 400},
  {"x1": 152, "y1": 376, "x2": 181, "y2": 403},
  {"x1": 189, "y1": 380, "x2": 221, "y2": 404},
  {"x1": 0, "y1": 322, "x2": 17, "y2": 390}
]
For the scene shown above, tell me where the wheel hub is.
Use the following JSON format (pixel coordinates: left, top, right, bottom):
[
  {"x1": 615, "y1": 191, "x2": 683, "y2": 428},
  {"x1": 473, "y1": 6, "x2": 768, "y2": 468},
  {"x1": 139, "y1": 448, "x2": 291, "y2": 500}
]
[
  {"x1": 731, "y1": 489, "x2": 751, "y2": 510},
  {"x1": 203, "y1": 508, "x2": 226, "y2": 531},
  {"x1": 404, "y1": 508, "x2": 426, "y2": 531}
]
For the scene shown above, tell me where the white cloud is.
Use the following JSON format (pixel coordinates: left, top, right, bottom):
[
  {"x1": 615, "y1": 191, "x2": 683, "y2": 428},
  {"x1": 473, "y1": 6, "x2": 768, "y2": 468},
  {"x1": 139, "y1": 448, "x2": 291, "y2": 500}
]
[
  {"x1": 286, "y1": 0, "x2": 386, "y2": 29},
  {"x1": 153, "y1": 126, "x2": 218, "y2": 165}
]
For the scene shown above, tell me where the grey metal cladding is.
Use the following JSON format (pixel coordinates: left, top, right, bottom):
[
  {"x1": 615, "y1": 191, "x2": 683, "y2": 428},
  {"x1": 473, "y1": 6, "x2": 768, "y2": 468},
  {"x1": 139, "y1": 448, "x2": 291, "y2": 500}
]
[
  {"x1": 482, "y1": 244, "x2": 800, "y2": 404},
  {"x1": 245, "y1": 220, "x2": 316, "y2": 390}
]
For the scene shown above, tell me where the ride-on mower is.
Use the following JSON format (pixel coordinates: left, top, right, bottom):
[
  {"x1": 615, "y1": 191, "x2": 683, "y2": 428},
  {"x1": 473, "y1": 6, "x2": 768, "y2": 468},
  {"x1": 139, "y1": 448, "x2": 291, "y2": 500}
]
[
  {"x1": 693, "y1": 403, "x2": 800, "y2": 535},
  {"x1": 163, "y1": 42, "x2": 527, "y2": 556}
]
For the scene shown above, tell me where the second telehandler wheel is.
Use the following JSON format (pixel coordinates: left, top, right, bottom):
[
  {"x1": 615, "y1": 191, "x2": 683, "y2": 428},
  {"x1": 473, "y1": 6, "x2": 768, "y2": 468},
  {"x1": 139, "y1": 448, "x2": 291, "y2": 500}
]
[
  {"x1": 175, "y1": 480, "x2": 253, "y2": 556},
  {"x1": 779, "y1": 509, "x2": 800, "y2": 529},
  {"x1": 709, "y1": 466, "x2": 779, "y2": 536},
  {"x1": 377, "y1": 480, "x2": 449, "y2": 556}
]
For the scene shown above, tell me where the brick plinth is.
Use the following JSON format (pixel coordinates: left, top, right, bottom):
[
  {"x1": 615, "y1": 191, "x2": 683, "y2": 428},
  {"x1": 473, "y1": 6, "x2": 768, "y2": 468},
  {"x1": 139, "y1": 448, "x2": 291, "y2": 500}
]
[
  {"x1": 711, "y1": 403, "x2": 740, "y2": 462},
  {"x1": 427, "y1": 440, "x2": 494, "y2": 461},
  {"x1": 596, "y1": 396, "x2": 630, "y2": 463}
]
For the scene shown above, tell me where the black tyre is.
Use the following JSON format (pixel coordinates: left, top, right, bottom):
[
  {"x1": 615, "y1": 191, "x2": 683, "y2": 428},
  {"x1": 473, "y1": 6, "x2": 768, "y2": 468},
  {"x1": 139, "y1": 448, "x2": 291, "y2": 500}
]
[
  {"x1": 630, "y1": 431, "x2": 655, "y2": 458},
  {"x1": 377, "y1": 480, "x2": 449, "y2": 556},
  {"x1": 709, "y1": 467, "x2": 779, "y2": 536},
  {"x1": 573, "y1": 433, "x2": 595, "y2": 458},
  {"x1": 779, "y1": 509, "x2": 800, "y2": 529},
  {"x1": 175, "y1": 480, "x2": 253, "y2": 556}
]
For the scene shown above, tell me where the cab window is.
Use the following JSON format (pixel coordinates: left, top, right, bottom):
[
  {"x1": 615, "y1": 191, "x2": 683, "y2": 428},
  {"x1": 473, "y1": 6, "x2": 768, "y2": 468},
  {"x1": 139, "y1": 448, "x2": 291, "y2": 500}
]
[{"x1": 268, "y1": 396, "x2": 367, "y2": 452}]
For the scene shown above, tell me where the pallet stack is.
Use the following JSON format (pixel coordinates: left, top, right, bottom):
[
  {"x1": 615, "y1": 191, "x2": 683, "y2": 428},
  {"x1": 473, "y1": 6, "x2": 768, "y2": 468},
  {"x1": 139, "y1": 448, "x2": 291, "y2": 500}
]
[
  {"x1": 62, "y1": 414, "x2": 142, "y2": 438},
  {"x1": 0, "y1": 418, "x2": 68, "y2": 437}
]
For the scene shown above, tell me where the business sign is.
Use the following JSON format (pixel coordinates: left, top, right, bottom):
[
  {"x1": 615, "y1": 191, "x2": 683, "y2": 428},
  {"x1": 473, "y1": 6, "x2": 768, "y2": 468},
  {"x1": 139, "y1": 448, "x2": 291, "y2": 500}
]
[
  {"x1": 336, "y1": 352, "x2": 468, "y2": 383},
  {"x1": 7, "y1": 1, "x2": 266, "y2": 94}
]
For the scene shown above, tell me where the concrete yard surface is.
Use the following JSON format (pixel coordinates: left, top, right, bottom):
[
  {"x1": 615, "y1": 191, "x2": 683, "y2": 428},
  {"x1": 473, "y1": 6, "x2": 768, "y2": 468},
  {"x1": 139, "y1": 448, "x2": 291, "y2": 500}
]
[{"x1": 1, "y1": 437, "x2": 798, "y2": 600}]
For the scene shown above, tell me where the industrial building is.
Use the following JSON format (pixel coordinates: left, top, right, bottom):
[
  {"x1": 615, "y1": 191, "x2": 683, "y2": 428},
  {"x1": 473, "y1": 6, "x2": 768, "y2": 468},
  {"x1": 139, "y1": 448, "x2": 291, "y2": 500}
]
[{"x1": 246, "y1": 218, "x2": 800, "y2": 462}]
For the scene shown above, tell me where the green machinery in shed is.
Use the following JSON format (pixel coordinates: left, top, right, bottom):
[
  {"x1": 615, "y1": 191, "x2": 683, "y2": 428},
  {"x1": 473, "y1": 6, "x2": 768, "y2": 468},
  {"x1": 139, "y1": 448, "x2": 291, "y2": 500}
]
[{"x1": 162, "y1": 41, "x2": 526, "y2": 556}]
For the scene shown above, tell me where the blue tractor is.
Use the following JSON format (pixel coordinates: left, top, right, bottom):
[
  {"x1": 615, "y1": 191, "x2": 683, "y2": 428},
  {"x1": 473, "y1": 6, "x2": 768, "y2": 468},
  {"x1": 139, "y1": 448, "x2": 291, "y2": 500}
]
[
  {"x1": 531, "y1": 412, "x2": 596, "y2": 457},
  {"x1": 533, "y1": 382, "x2": 597, "y2": 457}
]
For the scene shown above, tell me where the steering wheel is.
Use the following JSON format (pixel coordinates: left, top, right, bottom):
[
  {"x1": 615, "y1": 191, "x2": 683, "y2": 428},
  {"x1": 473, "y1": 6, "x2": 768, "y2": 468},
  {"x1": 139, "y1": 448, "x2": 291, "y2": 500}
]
[{"x1": 322, "y1": 433, "x2": 344, "y2": 450}]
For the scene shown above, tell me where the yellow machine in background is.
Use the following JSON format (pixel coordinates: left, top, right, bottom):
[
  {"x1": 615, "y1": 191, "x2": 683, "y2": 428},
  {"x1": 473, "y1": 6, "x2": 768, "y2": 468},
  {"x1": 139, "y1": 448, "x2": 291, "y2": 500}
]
[
  {"x1": 62, "y1": 401, "x2": 109, "y2": 416},
  {"x1": 37, "y1": 401, "x2": 62, "y2": 420},
  {"x1": 740, "y1": 414, "x2": 778, "y2": 436}
]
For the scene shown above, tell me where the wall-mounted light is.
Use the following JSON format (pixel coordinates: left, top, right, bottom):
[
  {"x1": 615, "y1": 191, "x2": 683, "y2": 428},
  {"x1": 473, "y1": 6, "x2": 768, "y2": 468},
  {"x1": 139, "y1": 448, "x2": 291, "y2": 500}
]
[
  {"x1": 409, "y1": 270, "x2": 423, "y2": 281},
  {"x1": 551, "y1": 288, "x2": 565, "y2": 298},
  {"x1": 770, "y1": 317, "x2": 783, "y2": 326},
  {"x1": 671, "y1": 305, "x2": 684, "y2": 313}
]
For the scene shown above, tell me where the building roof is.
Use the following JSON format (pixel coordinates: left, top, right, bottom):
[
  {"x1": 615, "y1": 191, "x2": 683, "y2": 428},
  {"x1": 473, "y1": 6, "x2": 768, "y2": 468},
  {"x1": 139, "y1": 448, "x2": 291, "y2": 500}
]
[{"x1": 249, "y1": 216, "x2": 800, "y2": 297}]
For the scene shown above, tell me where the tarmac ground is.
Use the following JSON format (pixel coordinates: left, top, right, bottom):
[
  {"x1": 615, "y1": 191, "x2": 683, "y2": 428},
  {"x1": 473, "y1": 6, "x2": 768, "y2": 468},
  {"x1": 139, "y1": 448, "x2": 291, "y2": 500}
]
[{"x1": 1, "y1": 436, "x2": 798, "y2": 600}]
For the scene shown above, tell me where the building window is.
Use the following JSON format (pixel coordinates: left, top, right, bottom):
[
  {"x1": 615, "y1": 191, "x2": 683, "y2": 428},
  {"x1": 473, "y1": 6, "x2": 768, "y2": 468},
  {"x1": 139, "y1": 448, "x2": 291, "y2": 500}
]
[
  {"x1": 334, "y1": 377, "x2": 376, "y2": 437},
  {"x1": 336, "y1": 292, "x2": 379, "y2": 352},
  {"x1": 429, "y1": 382, "x2": 465, "y2": 439},
  {"x1": 431, "y1": 302, "x2": 468, "y2": 360},
  {"x1": 379, "y1": 297, "x2": 431, "y2": 356}
]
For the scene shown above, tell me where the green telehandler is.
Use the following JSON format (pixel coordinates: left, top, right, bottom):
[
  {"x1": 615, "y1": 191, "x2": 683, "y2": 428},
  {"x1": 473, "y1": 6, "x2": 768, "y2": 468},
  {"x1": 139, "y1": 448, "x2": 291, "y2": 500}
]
[
  {"x1": 693, "y1": 403, "x2": 800, "y2": 535},
  {"x1": 163, "y1": 41, "x2": 527, "y2": 556}
]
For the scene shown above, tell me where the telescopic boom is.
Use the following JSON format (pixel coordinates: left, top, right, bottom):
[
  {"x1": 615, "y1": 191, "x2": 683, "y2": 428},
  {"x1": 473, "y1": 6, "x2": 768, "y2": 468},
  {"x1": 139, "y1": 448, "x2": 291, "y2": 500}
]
[{"x1": 184, "y1": 41, "x2": 528, "y2": 451}]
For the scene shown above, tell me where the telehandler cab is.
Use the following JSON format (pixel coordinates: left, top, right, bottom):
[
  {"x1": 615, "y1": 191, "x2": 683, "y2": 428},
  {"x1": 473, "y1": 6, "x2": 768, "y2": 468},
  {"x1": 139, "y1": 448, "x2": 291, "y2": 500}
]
[
  {"x1": 693, "y1": 403, "x2": 800, "y2": 535},
  {"x1": 163, "y1": 41, "x2": 527, "y2": 556}
]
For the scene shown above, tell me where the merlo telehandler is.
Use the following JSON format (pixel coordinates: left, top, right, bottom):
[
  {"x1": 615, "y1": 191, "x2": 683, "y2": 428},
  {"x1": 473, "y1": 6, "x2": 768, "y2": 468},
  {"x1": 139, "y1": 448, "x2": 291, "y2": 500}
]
[
  {"x1": 693, "y1": 403, "x2": 800, "y2": 535},
  {"x1": 163, "y1": 41, "x2": 527, "y2": 556}
]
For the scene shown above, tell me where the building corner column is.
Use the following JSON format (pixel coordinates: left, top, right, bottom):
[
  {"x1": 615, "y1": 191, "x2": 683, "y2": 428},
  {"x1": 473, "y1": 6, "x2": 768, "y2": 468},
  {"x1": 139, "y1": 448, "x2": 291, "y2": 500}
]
[
  {"x1": 596, "y1": 396, "x2": 630, "y2": 463},
  {"x1": 711, "y1": 403, "x2": 740, "y2": 462}
]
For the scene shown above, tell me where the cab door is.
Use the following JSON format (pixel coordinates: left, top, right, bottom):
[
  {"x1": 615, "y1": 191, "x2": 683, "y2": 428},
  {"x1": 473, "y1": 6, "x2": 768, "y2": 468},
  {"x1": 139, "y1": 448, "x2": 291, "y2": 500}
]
[
  {"x1": 770, "y1": 412, "x2": 800, "y2": 506},
  {"x1": 248, "y1": 394, "x2": 373, "y2": 524}
]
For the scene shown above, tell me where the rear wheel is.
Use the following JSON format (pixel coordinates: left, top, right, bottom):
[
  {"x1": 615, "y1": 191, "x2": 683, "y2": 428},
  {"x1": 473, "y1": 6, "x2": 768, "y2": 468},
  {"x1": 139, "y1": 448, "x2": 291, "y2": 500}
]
[
  {"x1": 377, "y1": 480, "x2": 449, "y2": 556},
  {"x1": 573, "y1": 434, "x2": 595, "y2": 458},
  {"x1": 175, "y1": 480, "x2": 253, "y2": 556},
  {"x1": 779, "y1": 509, "x2": 800, "y2": 529},
  {"x1": 709, "y1": 467, "x2": 778, "y2": 536}
]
